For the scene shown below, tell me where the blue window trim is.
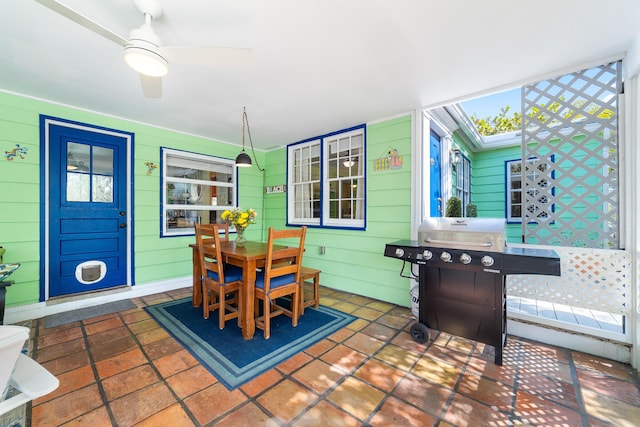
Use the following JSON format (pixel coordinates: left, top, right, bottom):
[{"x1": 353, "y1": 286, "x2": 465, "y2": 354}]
[
  {"x1": 286, "y1": 124, "x2": 366, "y2": 230},
  {"x1": 505, "y1": 156, "x2": 555, "y2": 224},
  {"x1": 159, "y1": 146, "x2": 237, "y2": 238}
]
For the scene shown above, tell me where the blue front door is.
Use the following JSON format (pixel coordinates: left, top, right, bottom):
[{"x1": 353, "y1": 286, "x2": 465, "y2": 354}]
[
  {"x1": 48, "y1": 122, "x2": 129, "y2": 297},
  {"x1": 430, "y1": 131, "x2": 442, "y2": 217}
]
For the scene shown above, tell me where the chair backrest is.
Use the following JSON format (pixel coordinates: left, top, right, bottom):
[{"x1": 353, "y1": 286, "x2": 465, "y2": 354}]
[
  {"x1": 195, "y1": 223, "x2": 226, "y2": 284},
  {"x1": 263, "y1": 226, "x2": 307, "y2": 292},
  {"x1": 217, "y1": 222, "x2": 230, "y2": 241}
]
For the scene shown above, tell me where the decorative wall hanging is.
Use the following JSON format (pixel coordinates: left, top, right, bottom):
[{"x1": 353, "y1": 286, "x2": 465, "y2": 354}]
[
  {"x1": 144, "y1": 161, "x2": 157, "y2": 175},
  {"x1": 375, "y1": 147, "x2": 403, "y2": 171},
  {"x1": 4, "y1": 144, "x2": 28, "y2": 161},
  {"x1": 265, "y1": 185, "x2": 286, "y2": 194}
]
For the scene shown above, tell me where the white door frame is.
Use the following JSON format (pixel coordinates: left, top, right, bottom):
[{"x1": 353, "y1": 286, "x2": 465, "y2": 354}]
[{"x1": 41, "y1": 116, "x2": 133, "y2": 301}]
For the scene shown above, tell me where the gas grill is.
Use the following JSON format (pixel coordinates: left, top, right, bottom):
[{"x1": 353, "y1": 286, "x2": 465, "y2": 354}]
[{"x1": 384, "y1": 218, "x2": 561, "y2": 365}]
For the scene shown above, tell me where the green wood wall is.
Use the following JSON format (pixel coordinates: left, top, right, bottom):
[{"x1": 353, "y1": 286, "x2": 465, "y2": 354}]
[
  {"x1": 261, "y1": 116, "x2": 415, "y2": 306},
  {"x1": 0, "y1": 91, "x2": 415, "y2": 309},
  {"x1": 470, "y1": 145, "x2": 522, "y2": 242},
  {"x1": 0, "y1": 91, "x2": 264, "y2": 308}
]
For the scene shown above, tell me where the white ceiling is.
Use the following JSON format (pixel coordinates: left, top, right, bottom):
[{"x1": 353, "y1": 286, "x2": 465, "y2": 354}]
[{"x1": 1, "y1": 0, "x2": 639, "y2": 151}]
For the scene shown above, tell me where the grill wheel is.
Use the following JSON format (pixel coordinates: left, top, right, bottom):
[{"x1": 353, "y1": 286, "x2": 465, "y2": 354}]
[{"x1": 410, "y1": 322, "x2": 430, "y2": 343}]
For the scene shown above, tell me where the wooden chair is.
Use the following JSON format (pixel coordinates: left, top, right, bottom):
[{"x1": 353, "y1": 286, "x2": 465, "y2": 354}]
[
  {"x1": 254, "y1": 226, "x2": 307, "y2": 339},
  {"x1": 195, "y1": 223, "x2": 242, "y2": 329},
  {"x1": 299, "y1": 266, "x2": 321, "y2": 314},
  {"x1": 192, "y1": 222, "x2": 230, "y2": 304},
  {"x1": 216, "y1": 222, "x2": 230, "y2": 241}
]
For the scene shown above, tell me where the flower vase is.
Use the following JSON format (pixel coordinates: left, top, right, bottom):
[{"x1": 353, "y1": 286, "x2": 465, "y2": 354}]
[{"x1": 235, "y1": 228, "x2": 247, "y2": 246}]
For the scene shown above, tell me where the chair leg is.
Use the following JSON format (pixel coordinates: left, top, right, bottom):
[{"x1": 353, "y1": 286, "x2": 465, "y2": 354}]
[
  {"x1": 313, "y1": 274, "x2": 319, "y2": 309},
  {"x1": 218, "y1": 289, "x2": 226, "y2": 329},
  {"x1": 292, "y1": 288, "x2": 299, "y2": 327},
  {"x1": 237, "y1": 287, "x2": 243, "y2": 328},
  {"x1": 263, "y1": 298, "x2": 271, "y2": 339},
  {"x1": 202, "y1": 285, "x2": 210, "y2": 319}
]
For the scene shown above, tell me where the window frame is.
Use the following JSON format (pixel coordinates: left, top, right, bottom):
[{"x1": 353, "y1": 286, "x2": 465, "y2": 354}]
[
  {"x1": 286, "y1": 125, "x2": 366, "y2": 229},
  {"x1": 287, "y1": 138, "x2": 322, "y2": 226},
  {"x1": 161, "y1": 147, "x2": 237, "y2": 237},
  {"x1": 453, "y1": 153, "x2": 471, "y2": 216},
  {"x1": 506, "y1": 156, "x2": 554, "y2": 223}
]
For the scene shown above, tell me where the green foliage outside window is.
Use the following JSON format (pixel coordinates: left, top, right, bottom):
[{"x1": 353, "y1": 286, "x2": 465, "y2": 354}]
[{"x1": 469, "y1": 99, "x2": 614, "y2": 137}]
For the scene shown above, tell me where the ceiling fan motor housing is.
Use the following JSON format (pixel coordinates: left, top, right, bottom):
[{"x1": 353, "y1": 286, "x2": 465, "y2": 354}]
[{"x1": 124, "y1": 25, "x2": 168, "y2": 77}]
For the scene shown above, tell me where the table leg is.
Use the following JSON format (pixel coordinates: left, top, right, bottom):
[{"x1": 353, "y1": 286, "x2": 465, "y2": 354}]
[
  {"x1": 191, "y1": 246, "x2": 202, "y2": 307},
  {"x1": 241, "y1": 260, "x2": 256, "y2": 339}
]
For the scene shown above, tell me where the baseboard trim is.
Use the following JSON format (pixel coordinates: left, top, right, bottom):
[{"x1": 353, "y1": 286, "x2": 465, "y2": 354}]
[
  {"x1": 508, "y1": 317, "x2": 632, "y2": 364},
  {"x1": 4, "y1": 277, "x2": 192, "y2": 324}
]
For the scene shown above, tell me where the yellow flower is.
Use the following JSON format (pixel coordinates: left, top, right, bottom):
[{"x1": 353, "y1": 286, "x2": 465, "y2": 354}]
[{"x1": 221, "y1": 208, "x2": 257, "y2": 231}]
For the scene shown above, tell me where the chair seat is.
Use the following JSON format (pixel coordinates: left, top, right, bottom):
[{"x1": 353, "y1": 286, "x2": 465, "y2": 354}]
[
  {"x1": 207, "y1": 264, "x2": 243, "y2": 283},
  {"x1": 255, "y1": 271, "x2": 295, "y2": 290}
]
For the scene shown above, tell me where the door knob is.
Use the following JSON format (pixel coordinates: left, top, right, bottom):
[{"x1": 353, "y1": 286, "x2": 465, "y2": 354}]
[{"x1": 119, "y1": 223, "x2": 127, "y2": 229}]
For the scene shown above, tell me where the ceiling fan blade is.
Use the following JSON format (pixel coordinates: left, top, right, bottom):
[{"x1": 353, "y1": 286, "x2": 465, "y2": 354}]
[
  {"x1": 140, "y1": 75, "x2": 162, "y2": 98},
  {"x1": 34, "y1": 0, "x2": 128, "y2": 47},
  {"x1": 164, "y1": 46, "x2": 255, "y2": 67}
]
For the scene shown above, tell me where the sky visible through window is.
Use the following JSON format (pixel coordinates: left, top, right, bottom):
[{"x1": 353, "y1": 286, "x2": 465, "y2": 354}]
[{"x1": 460, "y1": 88, "x2": 521, "y2": 122}]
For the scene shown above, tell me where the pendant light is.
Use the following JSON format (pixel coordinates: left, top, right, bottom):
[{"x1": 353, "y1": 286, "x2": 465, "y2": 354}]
[{"x1": 235, "y1": 107, "x2": 253, "y2": 167}]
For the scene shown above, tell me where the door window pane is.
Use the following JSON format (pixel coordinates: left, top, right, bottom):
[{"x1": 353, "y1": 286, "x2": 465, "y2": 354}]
[
  {"x1": 67, "y1": 142, "x2": 90, "y2": 172},
  {"x1": 92, "y1": 175, "x2": 113, "y2": 203},
  {"x1": 67, "y1": 172, "x2": 90, "y2": 202},
  {"x1": 93, "y1": 146, "x2": 113, "y2": 175}
]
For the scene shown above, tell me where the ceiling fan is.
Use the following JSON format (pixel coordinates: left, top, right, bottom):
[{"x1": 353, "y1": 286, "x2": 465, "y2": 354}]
[{"x1": 34, "y1": 0, "x2": 254, "y2": 98}]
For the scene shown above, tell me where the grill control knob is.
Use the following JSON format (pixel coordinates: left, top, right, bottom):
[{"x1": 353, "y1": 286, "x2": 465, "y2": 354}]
[
  {"x1": 440, "y1": 251, "x2": 452, "y2": 262},
  {"x1": 481, "y1": 255, "x2": 495, "y2": 267},
  {"x1": 422, "y1": 250, "x2": 433, "y2": 260},
  {"x1": 395, "y1": 248, "x2": 405, "y2": 258},
  {"x1": 460, "y1": 253, "x2": 472, "y2": 264}
]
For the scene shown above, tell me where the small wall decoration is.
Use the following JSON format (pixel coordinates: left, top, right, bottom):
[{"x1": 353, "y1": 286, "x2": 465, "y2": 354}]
[
  {"x1": 144, "y1": 161, "x2": 157, "y2": 175},
  {"x1": 375, "y1": 147, "x2": 403, "y2": 171},
  {"x1": 4, "y1": 144, "x2": 28, "y2": 161},
  {"x1": 265, "y1": 185, "x2": 286, "y2": 194}
]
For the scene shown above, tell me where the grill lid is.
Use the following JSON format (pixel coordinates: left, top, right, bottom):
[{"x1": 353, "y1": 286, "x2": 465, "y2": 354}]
[{"x1": 418, "y1": 218, "x2": 506, "y2": 252}]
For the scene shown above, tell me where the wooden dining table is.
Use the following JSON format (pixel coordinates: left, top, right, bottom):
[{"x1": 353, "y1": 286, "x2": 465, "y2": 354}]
[{"x1": 190, "y1": 240, "x2": 287, "y2": 339}]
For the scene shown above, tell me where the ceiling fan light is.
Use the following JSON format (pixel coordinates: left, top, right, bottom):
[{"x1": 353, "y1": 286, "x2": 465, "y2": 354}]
[
  {"x1": 235, "y1": 150, "x2": 252, "y2": 167},
  {"x1": 124, "y1": 43, "x2": 168, "y2": 77}
]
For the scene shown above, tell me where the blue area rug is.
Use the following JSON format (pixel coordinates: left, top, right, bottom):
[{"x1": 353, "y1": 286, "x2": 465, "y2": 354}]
[{"x1": 145, "y1": 297, "x2": 355, "y2": 390}]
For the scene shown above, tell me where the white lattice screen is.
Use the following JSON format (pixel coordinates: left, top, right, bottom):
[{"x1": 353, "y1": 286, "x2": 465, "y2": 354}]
[
  {"x1": 506, "y1": 246, "x2": 631, "y2": 315},
  {"x1": 521, "y1": 61, "x2": 621, "y2": 248}
]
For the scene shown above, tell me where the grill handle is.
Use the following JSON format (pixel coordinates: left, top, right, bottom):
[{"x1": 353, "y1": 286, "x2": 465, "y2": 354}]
[{"x1": 422, "y1": 238, "x2": 494, "y2": 248}]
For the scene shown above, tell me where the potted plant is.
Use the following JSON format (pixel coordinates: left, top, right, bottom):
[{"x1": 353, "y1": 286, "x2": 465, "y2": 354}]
[
  {"x1": 445, "y1": 197, "x2": 462, "y2": 217},
  {"x1": 466, "y1": 203, "x2": 478, "y2": 217}
]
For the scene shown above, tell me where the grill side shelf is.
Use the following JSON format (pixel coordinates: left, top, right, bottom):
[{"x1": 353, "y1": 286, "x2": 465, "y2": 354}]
[{"x1": 502, "y1": 247, "x2": 561, "y2": 276}]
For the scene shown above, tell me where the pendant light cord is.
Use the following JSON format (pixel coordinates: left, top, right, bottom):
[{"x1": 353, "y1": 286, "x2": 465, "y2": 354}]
[
  {"x1": 242, "y1": 107, "x2": 264, "y2": 172},
  {"x1": 242, "y1": 107, "x2": 266, "y2": 241}
]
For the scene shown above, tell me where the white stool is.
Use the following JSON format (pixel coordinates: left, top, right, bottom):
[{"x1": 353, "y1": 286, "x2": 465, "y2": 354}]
[{"x1": 0, "y1": 326, "x2": 59, "y2": 415}]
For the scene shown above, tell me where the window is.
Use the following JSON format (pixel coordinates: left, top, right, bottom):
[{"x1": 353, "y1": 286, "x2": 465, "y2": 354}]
[
  {"x1": 66, "y1": 142, "x2": 114, "y2": 203},
  {"x1": 287, "y1": 126, "x2": 366, "y2": 229},
  {"x1": 289, "y1": 140, "x2": 321, "y2": 225},
  {"x1": 161, "y1": 148, "x2": 236, "y2": 237},
  {"x1": 453, "y1": 153, "x2": 471, "y2": 216},
  {"x1": 506, "y1": 157, "x2": 552, "y2": 223}
]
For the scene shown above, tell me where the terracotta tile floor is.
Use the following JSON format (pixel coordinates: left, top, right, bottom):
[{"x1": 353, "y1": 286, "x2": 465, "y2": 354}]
[{"x1": 27, "y1": 286, "x2": 640, "y2": 426}]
